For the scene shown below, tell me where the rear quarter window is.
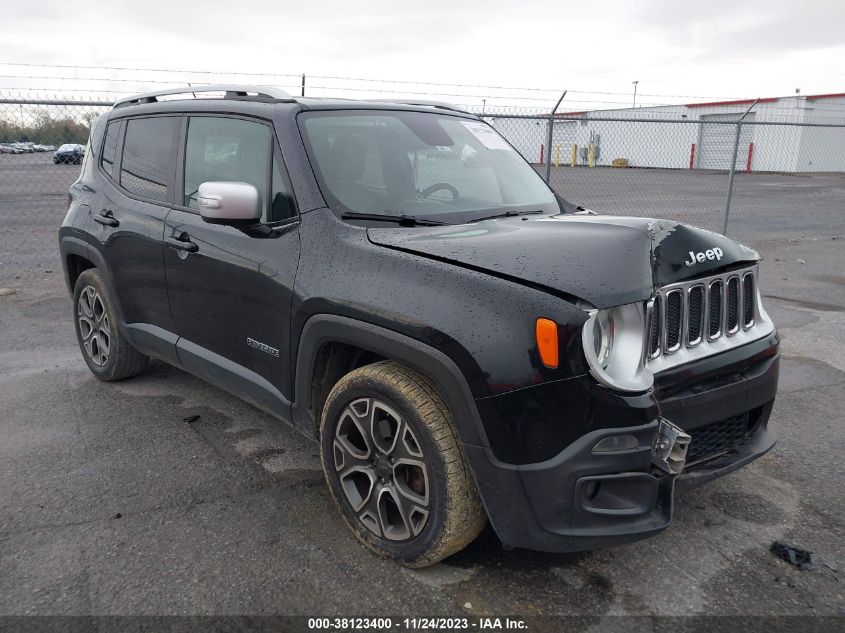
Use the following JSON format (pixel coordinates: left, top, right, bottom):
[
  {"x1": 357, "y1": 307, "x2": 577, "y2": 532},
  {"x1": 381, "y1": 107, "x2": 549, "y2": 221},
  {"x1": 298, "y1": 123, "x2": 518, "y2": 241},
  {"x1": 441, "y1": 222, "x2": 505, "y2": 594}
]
[{"x1": 100, "y1": 122, "x2": 119, "y2": 179}]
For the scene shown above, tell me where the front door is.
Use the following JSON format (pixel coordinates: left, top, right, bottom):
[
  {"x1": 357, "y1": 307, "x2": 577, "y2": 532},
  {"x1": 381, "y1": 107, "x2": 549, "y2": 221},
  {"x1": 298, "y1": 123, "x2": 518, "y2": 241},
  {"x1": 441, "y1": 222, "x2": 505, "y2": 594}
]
[{"x1": 163, "y1": 115, "x2": 300, "y2": 414}]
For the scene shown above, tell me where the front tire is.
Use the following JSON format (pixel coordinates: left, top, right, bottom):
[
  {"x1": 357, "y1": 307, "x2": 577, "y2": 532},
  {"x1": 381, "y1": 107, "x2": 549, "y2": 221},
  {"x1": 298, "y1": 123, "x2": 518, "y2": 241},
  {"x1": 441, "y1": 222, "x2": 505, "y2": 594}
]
[
  {"x1": 320, "y1": 361, "x2": 486, "y2": 567},
  {"x1": 73, "y1": 269, "x2": 149, "y2": 381}
]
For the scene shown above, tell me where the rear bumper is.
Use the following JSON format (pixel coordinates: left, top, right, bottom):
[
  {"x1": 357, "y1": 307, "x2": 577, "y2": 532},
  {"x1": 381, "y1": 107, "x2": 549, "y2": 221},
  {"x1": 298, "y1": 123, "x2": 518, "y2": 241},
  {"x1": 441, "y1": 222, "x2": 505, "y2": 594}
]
[{"x1": 464, "y1": 332, "x2": 779, "y2": 552}]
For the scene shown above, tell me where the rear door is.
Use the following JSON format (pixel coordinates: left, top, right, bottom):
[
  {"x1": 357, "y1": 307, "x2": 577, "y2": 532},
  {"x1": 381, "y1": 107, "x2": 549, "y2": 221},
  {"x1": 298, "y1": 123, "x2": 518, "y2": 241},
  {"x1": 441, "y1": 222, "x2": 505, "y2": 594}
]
[
  {"x1": 90, "y1": 115, "x2": 180, "y2": 361},
  {"x1": 163, "y1": 114, "x2": 300, "y2": 412}
]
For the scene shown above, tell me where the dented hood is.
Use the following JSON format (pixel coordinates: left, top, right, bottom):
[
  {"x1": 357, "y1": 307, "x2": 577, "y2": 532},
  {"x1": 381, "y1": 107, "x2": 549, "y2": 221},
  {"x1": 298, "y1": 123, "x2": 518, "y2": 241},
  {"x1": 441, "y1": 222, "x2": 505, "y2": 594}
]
[{"x1": 367, "y1": 214, "x2": 759, "y2": 309}]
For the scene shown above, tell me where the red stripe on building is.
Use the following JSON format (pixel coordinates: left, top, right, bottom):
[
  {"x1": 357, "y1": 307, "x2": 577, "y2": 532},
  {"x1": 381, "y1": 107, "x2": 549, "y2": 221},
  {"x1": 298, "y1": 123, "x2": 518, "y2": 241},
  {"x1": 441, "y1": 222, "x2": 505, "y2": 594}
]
[
  {"x1": 685, "y1": 97, "x2": 778, "y2": 109},
  {"x1": 804, "y1": 92, "x2": 845, "y2": 101}
]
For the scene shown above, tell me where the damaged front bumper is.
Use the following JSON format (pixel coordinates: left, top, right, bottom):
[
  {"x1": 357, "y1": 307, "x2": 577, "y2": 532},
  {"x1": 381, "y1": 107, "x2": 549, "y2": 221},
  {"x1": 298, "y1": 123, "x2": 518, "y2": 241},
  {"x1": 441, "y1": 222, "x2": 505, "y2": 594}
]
[
  {"x1": 465, "y1": 412, "x2": 775, "y2": 553},
  {"x1": 462, "y1": 332, "x2": 779, "y2": 553}
]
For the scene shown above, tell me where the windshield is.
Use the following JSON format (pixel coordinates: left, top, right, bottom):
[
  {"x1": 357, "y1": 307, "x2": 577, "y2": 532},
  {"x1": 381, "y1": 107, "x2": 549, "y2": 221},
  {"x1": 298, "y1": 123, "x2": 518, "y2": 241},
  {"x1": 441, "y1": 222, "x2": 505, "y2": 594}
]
[{"x1": 299, "y1": 110, "x2": 559, "y2": 223}]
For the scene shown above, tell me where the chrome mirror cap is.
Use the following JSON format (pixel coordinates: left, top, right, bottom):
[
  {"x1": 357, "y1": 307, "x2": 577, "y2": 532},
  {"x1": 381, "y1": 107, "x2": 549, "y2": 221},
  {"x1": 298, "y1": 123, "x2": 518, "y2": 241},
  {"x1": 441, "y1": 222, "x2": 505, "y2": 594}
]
[{"x1": 197, "y1": 181, "x2": 260, "y2": 223}]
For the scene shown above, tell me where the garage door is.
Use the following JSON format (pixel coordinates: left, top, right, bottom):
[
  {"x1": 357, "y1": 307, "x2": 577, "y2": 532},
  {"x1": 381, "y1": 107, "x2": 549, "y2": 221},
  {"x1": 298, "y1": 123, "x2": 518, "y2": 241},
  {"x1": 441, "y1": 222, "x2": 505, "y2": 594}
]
[
  {"x1": 543, "y1": 120, "x2": 579, "y2": 164},
  {"x1": 552, "y1": 120, "x2": 578, "y2": 148},
  {"x1": 697, "y1": 113, "x2": 755, "y2": 170}
]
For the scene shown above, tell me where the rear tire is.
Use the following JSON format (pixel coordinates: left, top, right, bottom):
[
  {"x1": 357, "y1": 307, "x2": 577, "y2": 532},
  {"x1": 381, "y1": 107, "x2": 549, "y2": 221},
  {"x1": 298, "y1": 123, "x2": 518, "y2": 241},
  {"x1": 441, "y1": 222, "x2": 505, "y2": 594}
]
[
  {"x1": 73, "y1": 269, "x2": 149, "y2": 381},
  {"x1": 320, "y1": 361, "x2": 486, "y2": 567}
]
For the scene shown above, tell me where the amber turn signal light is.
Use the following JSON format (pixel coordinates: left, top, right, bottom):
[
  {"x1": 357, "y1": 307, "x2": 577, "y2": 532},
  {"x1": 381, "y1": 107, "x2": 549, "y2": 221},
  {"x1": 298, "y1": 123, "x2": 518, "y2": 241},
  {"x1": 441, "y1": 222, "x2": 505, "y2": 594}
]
[{"x1": 535, "y1": 318, "x2": 559, "y2": 369}]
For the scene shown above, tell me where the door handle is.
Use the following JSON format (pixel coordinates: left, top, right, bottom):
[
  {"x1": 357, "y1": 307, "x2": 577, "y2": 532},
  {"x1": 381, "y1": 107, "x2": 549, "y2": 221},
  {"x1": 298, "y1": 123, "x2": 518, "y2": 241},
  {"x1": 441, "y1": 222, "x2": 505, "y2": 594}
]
[
  {"x1": 166, "y1": 233, "x2": 199, "y2": 253},
  {"x1": 93, "y1": 210, "x2": 119, "y2": 227}
]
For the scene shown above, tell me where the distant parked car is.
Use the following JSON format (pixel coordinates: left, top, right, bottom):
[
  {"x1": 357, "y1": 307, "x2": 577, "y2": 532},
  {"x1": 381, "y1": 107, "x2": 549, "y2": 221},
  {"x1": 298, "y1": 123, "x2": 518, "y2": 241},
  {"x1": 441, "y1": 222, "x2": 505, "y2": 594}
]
[
  {"x1": 53, "y1": 144, "x2": 85, "y2": 164},
  {"x1": 0, "y1": 144, "x2": 14, "y2": 154},
  {"x1": 33, "y1": 144, "x2": 56, "y2": 152}
]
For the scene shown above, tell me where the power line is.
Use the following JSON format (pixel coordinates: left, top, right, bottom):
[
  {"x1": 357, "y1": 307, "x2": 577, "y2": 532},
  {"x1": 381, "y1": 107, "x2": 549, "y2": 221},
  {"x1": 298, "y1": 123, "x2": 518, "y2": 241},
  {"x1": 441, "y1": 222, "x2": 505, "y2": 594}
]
[
  {"x1": 2, "y1": 62, "x2": 750, "y2": 100},
  {"x1": 309, "y1": 74, "x2": 747, "y2": 100},
  {"x1": 7, "y1": 62, "x2": 843, "y2": 108},
  {"x1": 0, "y1": 74, "x2": 304, "y2": 88},
  {"x1": 0, "y1": 61, "x2": 301, "y2": 79}
]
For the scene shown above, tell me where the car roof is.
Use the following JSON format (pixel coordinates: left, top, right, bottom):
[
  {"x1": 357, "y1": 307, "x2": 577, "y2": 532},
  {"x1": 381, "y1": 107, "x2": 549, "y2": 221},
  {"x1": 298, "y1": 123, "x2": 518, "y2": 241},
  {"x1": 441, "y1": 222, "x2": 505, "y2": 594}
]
[{"x1": 108, "y1": 85, "x2": 478, "y2": 120}]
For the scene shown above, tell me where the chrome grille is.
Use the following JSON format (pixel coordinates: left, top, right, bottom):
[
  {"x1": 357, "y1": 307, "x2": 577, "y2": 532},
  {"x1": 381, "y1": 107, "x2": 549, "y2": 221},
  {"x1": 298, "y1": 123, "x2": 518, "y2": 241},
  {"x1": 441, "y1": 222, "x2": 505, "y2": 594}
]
[
  {"x1": 645, "y1": 265, "x2": 773, "y2": 374},
  {"x1": 648, "y1": 295, "x2": 661, "y2": 357},
  {"x1": 742, "y1": 272, "x2": 755, "y2": 326},
  {"x1": 708, "y1": 281, "x2": 722, "y2": 338},
  {"x1": 665, "y1": 291, "x2": 683, "y2": 351},
  {"x1": 727, "y1": 277, "x2": 740, "y2": 333},
  {"x1": 687, "y1": 286, "x2": 704, "y2": 344}
]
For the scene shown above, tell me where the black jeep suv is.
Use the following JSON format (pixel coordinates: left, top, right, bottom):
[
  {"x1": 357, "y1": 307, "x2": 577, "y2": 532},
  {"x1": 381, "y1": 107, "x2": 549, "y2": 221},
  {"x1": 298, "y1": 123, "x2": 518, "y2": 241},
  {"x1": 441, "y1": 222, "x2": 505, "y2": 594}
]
[{"x1": 59, "y1": 85, "x2": 779, "y2": 567}]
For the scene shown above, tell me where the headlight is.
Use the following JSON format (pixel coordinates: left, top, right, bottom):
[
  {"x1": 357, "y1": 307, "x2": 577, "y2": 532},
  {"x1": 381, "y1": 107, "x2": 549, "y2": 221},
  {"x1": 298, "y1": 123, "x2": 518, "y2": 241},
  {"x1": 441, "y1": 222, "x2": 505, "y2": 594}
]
[
  {"x1": 582, "y1": 303, "x2": 653, "y2": 392},
  {"x1": 593, "y1": 309, "x2": 614, "y2": 368}
]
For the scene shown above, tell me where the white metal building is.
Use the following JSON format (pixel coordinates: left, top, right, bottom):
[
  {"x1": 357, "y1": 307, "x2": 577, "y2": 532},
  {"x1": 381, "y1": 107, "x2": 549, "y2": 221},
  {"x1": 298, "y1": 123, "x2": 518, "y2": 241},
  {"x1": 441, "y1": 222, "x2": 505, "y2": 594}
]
[{"x1": 488, "y1": 92, "x2": 845, "y2": 173}]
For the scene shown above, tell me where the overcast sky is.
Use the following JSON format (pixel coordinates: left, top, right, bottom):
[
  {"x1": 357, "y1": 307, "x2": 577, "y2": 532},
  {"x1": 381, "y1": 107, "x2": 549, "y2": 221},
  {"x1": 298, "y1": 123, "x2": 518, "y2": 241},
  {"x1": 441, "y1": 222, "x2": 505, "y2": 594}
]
[{"x1": 1, "y1": 0, "x2": 843, "y2": 109}]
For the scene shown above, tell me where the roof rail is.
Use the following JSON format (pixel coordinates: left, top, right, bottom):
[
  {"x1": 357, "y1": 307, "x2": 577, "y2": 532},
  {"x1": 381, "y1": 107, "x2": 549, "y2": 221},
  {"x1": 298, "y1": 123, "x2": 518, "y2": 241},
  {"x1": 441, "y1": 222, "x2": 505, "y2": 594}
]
[
  {"x1": 371, "y1": 98, "x2": 469, "y2": 114},
  {"x1": 113, "y1": 85, "x2": 294, "y2": 108}
]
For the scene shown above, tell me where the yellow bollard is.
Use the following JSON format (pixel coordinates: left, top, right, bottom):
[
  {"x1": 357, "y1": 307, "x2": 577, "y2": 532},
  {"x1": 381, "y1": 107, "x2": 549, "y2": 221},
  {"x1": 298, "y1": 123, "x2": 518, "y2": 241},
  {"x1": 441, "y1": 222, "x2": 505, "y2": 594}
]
[
  {"x1": 553, "y1": 144, "x2": 561, "y2": 167},
  {"x1": 588, "y1": 143, "x2": 596, "y2": 168},
  {"x1": 571, "y1": 144, "x2": 577, "y2": 167}
]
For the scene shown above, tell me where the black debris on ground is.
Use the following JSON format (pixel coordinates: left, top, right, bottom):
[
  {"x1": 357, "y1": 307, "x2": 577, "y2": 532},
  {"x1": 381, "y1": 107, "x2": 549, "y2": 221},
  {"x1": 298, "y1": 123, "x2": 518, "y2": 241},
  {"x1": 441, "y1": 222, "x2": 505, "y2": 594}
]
[
  {"x1": 771, "y1": 541, "x2": 815, "y2": 571},
  {"x1": 183, "y1": 415, "x2": 201, "y2": 424}
]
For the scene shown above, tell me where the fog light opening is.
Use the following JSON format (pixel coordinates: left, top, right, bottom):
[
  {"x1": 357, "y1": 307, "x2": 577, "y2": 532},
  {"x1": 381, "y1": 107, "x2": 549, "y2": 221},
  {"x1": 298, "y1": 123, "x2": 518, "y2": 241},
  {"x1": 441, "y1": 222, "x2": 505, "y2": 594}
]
[{"x1": 592, "y1": 433, "x2": 640, "y2": 453}]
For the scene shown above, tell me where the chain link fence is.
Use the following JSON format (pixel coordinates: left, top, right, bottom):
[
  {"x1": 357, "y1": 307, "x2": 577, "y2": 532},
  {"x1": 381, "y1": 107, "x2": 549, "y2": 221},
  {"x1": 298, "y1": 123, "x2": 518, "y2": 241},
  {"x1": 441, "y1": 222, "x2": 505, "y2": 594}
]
[
  {"x1": 1, "y1": 92, "x2": 844, "y2": 285},
  {"x1": 481, "y1": 109, "x2": 845, "y2": 243},
  {"x1": 0, "y1": 97, "x2": 111, "y2": 283}
]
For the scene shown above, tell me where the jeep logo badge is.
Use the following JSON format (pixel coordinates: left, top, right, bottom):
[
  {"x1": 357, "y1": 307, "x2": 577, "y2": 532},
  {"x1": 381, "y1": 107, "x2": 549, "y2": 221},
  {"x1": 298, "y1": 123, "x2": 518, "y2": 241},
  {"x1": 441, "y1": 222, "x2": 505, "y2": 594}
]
[{"x1": 684, "y1": 247, "x2": 724, "y2": 267}]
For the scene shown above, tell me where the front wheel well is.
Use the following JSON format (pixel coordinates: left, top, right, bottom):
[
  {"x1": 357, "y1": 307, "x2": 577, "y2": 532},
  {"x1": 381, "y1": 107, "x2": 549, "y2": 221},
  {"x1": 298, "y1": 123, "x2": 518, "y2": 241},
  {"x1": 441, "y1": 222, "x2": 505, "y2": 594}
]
[{"x1": 309, "y1": 341, "x2": 386, "y2": 434}]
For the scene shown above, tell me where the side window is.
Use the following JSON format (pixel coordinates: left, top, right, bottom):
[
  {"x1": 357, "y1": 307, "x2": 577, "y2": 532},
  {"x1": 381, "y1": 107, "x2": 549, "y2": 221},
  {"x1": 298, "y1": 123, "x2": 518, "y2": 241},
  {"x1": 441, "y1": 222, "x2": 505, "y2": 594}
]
[
  {"x1": 100, "y1": 121, "x2": 119, "y2": 179},
  {"x1": 184, "y1": 117, "x2": 273, "y2": 219},
  {"x1": 120, "y1": 117, "x2": 177, "y2": 202}
]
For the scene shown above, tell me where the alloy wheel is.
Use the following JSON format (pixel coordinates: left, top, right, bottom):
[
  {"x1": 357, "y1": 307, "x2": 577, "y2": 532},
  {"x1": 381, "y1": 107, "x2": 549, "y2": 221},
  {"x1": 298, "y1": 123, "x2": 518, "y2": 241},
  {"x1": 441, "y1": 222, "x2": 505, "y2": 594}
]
[
  {"x1": 77, "y1": 286, "x2": 111, "y2": 366},
  {"x1": 333, "y1": 398, "x2": 430, "y2": 541}
]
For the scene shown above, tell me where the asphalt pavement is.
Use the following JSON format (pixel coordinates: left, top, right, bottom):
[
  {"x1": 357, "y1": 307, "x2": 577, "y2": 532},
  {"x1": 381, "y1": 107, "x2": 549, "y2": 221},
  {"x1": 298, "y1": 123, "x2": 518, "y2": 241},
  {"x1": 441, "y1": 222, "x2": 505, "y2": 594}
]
[{"x1": 0, "y1": 157, "x2": 843, "y2": 624}]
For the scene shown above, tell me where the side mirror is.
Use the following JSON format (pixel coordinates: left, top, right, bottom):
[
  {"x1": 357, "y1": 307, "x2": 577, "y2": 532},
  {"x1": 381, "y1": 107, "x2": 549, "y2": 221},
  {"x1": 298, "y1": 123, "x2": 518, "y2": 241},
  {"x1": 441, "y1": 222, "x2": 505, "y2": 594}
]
[{"x1": 197, "y1": 181, "x2": 261, "y2": 224}]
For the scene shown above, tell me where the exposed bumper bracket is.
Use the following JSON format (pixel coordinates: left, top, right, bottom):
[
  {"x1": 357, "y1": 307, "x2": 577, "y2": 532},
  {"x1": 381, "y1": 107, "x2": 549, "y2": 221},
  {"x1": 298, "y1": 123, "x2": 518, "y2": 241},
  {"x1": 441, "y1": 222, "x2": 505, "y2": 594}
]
[{"x1": 652, "y1": 418, "x2": 691, "y2": 474}]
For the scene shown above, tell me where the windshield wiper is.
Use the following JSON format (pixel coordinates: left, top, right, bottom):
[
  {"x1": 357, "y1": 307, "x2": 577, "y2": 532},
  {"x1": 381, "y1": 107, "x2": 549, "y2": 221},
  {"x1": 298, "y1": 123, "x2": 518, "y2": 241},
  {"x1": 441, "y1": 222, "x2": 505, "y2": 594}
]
[
  {"x1": 341, "y1": 212, "x2": 447, "y2": 226},
  {"x1": 469, "y1": 209, "x2": 545, "y2": 223}
]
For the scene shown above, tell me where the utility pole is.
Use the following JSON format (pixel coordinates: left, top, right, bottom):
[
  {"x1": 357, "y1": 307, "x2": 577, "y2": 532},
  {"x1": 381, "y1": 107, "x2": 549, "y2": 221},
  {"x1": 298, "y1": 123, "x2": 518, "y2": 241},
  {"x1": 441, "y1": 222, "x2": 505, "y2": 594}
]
[
  {"x1": 632, "y1": 80, "x2": 639, "y2": 109},
  {"x1": 482, "y1": 98, "x2": 486, "y2": 114}
]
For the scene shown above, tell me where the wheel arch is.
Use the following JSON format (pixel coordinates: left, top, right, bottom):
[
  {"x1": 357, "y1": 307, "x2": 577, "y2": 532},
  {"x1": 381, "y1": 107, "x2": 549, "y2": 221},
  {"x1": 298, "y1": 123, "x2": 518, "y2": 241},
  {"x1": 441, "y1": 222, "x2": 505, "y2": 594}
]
[
  {"x1": 291, "y1": 314, "x2": 490, "y2": 450},
  {"x1": 65, "y1": 252, "x2": 96, "y2": 293},
  {"x1": 59, "y1": 236, "x2": 97, "y2": 294},
  {"x1": 59, "y1": 236, "x2": 126, "y2": 325}
]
